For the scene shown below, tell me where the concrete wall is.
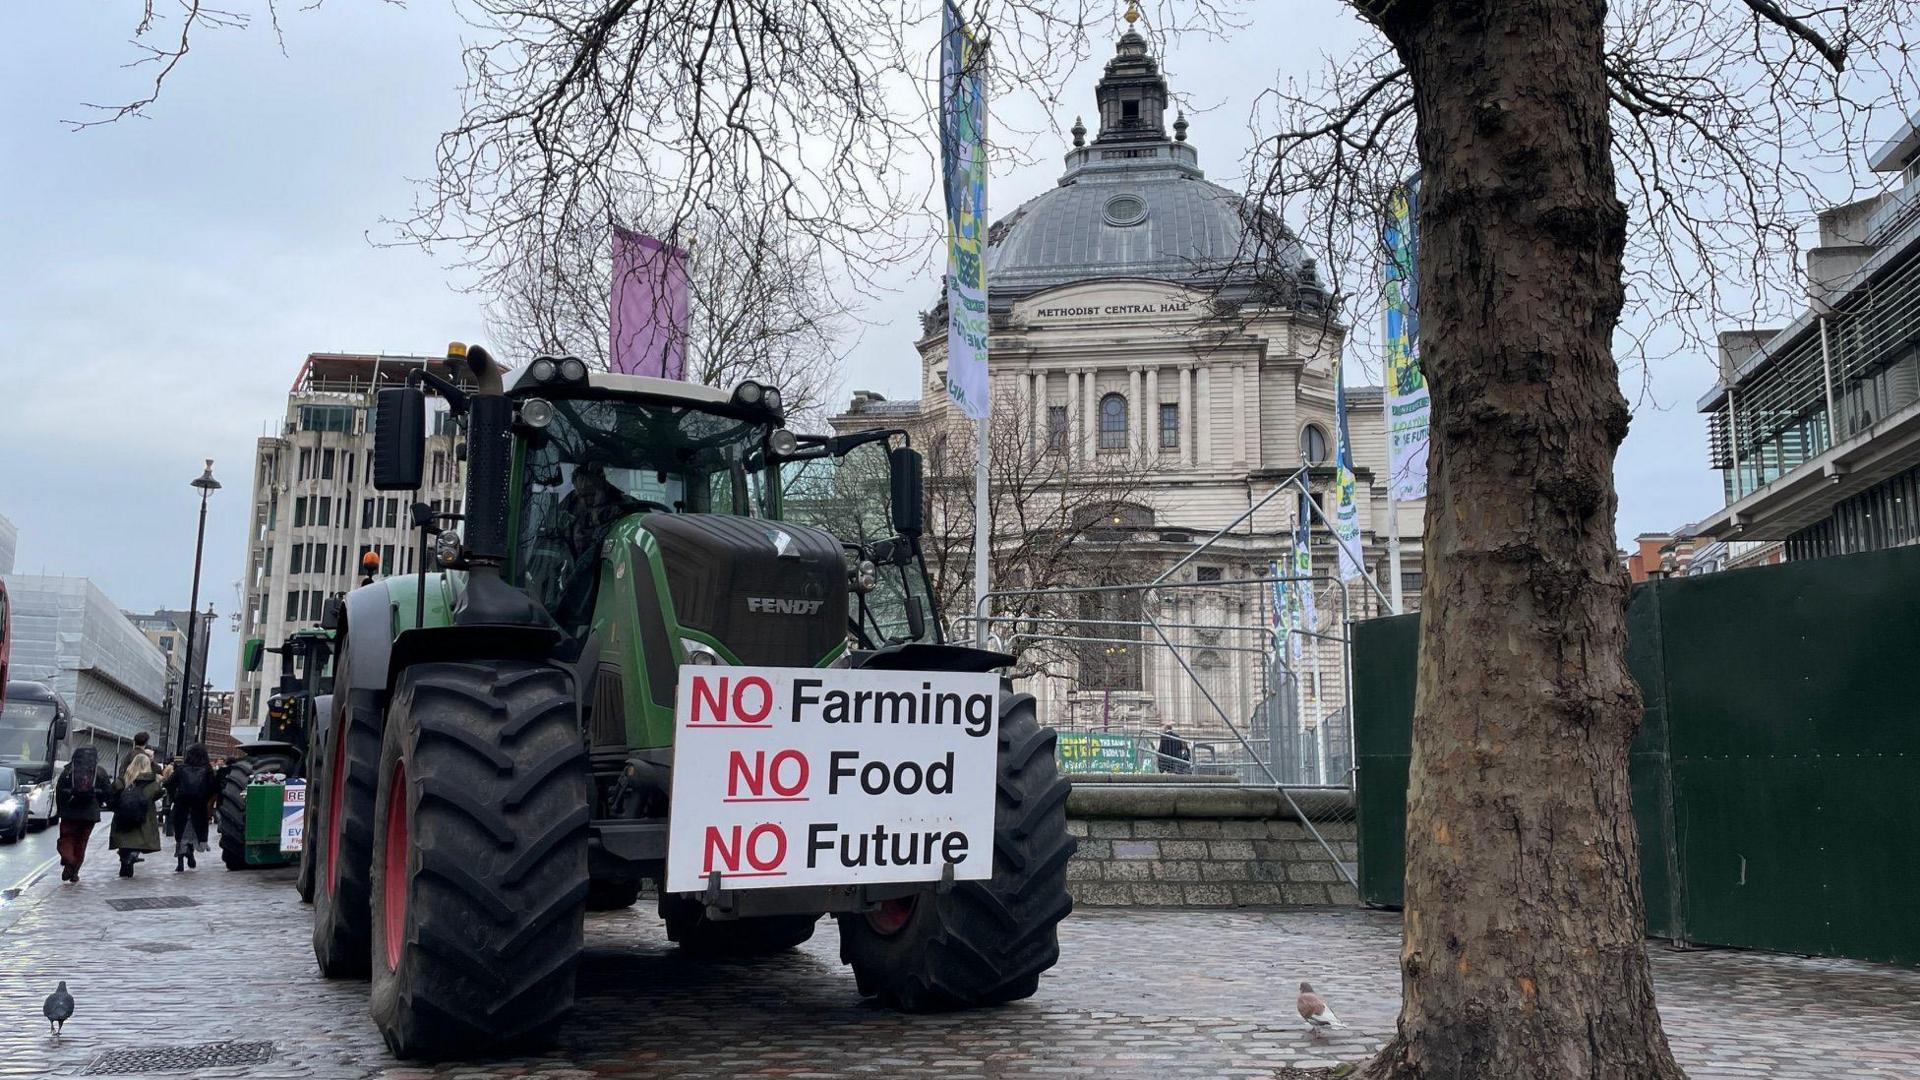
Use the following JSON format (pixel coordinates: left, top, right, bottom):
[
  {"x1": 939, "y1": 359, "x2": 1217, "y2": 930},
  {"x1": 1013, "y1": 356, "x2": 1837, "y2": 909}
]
[{"x1": 1063, "y1": 782, "x2": 1360, "y2": 908}]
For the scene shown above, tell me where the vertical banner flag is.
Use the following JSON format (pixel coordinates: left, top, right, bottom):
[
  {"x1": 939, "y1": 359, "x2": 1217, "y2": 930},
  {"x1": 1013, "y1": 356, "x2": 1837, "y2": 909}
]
[
  {"x1": 1291, "y1": 497, "x2": 1314, "y2": 662},
  {"x1": 941, "y1": 2, "x2": 990, "y2": 420},
  {"x1": 1383, "y1": 180, "x2": 1429, "y2": 501},
  {"x1": 1330, "y1": 355, "x2": 1366, "y2": 580},
  {"x1": 1270, "y1": 559, "x2": 1290, "y2": 656},
  {"x1": 610, "y1": 225, "x2": 691, "y2": 379}
]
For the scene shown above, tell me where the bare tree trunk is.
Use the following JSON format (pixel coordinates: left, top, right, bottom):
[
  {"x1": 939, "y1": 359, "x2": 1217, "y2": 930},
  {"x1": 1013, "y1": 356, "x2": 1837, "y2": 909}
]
[{"x1": 1361, "y1": 1, "x2": 1684, "y2": 1076}]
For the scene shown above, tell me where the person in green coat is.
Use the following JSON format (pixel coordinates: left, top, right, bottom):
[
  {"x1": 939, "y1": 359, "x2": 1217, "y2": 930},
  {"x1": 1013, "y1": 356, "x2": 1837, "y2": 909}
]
[{"x1": 109, "y1": 750, "x2": 170, "y2": 878}]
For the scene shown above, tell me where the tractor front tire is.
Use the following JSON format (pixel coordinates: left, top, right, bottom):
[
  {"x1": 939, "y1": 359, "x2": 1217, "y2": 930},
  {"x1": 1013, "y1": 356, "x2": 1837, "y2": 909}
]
[
  {"x1": 661, "y1": 895, "x2": 819, "y2": 956},
  {"x1": 312, "y1": 667, "x2": 384, "y2": 978},
  {"x1": 370, "y1": 661, "x2": 590, "y2": 1060},
  {"x1": 216, "y1": 754, "x2": 295, "y2": 872},
  {"x1": 836, "y1": 688, "x2": 1074, "y2": 1009}
]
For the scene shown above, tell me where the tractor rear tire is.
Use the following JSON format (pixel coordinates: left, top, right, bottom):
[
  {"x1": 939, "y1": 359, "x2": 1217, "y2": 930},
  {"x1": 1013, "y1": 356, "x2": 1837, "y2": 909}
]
[
  {"x1": 661, "y1": 896, "x2": 819, "y2": 956},
  {"x1": 216, "y1": 754, "x2": 295, "y2": 872},
  {"x1": 585, "y1": 877, "x2": 643, "y2": 911},
  {"x1": 370, "y1": 661, "x2": 590, "y2": 1060},
  {"x1": 835, "y1": 688, "x2": 1074, "y2": 1009},
  {"x1": 312, "y1": 667, "x2": 384, "y2": 979}
]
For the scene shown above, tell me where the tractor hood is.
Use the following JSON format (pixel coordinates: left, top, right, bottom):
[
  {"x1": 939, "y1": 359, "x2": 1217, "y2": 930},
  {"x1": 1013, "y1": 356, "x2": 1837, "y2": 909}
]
[{"x1": 637, "y1": 514, "x2": 847, "y2": 668}]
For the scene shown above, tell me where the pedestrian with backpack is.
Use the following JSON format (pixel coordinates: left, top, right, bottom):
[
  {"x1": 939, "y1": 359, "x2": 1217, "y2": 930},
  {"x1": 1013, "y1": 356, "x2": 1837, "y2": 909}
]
[
  {"x1": 163, "y1": 744, "x2": 216, "y2": 871},
  {"x1": 54, "y1": 746, "x2": 113, "y2": 883},
  {"x1": 109, "y1": 748, "x2": 169, "y2": 878}
]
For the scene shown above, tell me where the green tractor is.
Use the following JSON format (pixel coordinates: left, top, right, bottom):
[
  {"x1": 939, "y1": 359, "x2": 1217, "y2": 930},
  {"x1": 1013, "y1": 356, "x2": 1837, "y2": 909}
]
[
  {"x1": 218, "y1": 628, "x2": 334, "y2": 878},
  {"x1": 309, "y1": 343, "x2": 1074, "y2": 1059}
]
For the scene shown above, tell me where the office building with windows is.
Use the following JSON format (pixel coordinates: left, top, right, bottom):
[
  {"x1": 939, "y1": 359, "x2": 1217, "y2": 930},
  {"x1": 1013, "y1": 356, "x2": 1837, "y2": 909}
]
[
  {"x1": 1696, "y1": 110, "x2": 1920, "y2": 559},
  {"x1": 231, "y1": 353, "x2": 468, "y2": 733}
]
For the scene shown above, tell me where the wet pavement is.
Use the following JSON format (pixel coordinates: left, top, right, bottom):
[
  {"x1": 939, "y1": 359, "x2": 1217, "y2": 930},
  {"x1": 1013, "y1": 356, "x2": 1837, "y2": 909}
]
[{"x1": 2, "y1": 829, "x2": 1916, "y2": 1079}]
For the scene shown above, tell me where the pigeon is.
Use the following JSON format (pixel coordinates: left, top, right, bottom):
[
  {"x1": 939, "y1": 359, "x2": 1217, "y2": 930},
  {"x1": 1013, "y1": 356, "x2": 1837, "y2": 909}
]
[
  {"x1": 44, "y1": 981, "x2": 73, "y2": 1038},
  {"x1": 1296, "y1": 980, "x2": 1345, "y2": 1039}
]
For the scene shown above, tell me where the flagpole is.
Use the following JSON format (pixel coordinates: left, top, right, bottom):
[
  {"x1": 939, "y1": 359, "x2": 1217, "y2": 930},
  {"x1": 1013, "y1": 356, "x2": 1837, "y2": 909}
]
[
  {"x1": 1383, "y1": 385, "x2": 1403, "y2": 614},
  {"x1": 974, "y1": 414, "x2": 990, "y2": 646}
]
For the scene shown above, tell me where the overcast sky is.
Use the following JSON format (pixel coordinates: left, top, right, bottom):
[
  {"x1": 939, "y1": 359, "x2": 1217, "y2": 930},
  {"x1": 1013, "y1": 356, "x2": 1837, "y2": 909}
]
[{"x1": 0, "y1": 3, "x2": 1785, "y2": 691}]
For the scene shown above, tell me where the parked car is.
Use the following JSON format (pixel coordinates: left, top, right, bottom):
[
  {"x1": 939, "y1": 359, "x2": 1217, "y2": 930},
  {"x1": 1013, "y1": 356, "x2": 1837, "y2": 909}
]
[{"x1": 0, "y1": 765, "x2": 27, "y2": 842}]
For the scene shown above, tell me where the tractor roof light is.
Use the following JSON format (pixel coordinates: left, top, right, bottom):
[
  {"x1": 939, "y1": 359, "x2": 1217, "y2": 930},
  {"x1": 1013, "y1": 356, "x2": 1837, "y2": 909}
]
[
  {"x1": 529, "y1": 357, "x2": 558, "y2": 383},
  {"x1": 434, "y1": 530, "x2": 465, "y2": 568},
  {"x1": 764, "y1": 386, "x2": 782, "y2": 411},
  {"x1": 520, "y1": 397, "x2": 555, "y2": 429},
  {"x1": 558, "y1": 357, "x2": 587, "y2": 383},
  {"x1": 734, "y1": 380, "x2": 764, "y2": 405}
]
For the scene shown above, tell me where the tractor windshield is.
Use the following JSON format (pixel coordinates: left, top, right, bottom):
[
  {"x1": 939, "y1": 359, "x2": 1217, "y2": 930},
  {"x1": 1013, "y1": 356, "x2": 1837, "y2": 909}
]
[
  {"x1": 515, "y1": 397, "x2": 777, "y2": 624},
  {"x1": 782, "y1": 439, "x2": 941, "y2": 649}
]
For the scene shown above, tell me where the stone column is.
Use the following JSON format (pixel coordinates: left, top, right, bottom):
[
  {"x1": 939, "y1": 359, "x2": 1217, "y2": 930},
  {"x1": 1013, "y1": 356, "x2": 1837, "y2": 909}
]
[
  {"x1": 1181, "y1": 366, "x2": 1195, "y2": 466},
  {"x1": 1128, "y1": 368, "x2": 1144, "y2": 453},
  {"x1": 1194, "y1": 366, "x2": 1209, "y2": 465},
  {"x1": 1234, "y1": 364, "x2": 1250, "y2": 466},
  {"x1": 1145, "y1": 367, "x2": 1162, "y2": 456},
  {"x1": 1084, "y1": 367, "x2": 1099, "y2": 458},
  {"x1": 1031, "y1": 370, "x2": 1047, "y2": 453},
  {"x1": 1064, "y1": 371, "x2": 1080, "y2": 461}
]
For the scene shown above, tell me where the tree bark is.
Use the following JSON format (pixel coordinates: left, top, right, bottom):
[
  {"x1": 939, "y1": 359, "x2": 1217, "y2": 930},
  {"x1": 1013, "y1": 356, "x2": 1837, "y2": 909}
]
[{"x1": 1360, "y1": 0, "x2": 1685, "y2": 1076}]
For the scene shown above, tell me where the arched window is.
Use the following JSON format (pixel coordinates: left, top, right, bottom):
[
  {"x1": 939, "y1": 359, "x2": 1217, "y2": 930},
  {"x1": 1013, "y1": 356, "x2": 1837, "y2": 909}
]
[
  {"x1": 1300, "y1": 423, "x2": 1330, "y2": 464},
  {"x1": 1099, "y1": 393, "x2": 1129, "y2": 450}
]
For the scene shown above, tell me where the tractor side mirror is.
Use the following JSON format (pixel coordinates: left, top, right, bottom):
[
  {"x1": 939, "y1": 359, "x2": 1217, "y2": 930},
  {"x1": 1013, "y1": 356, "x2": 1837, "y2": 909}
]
[
  {"x1": 888, "y1": 446, "x2": 924, "y2": 538},
  {"x1": 373, "y1": 387, "x2": 427, "y2": 491},
  {"x1": 320, "y1": 596, "x2": 343, "y2": 630}
]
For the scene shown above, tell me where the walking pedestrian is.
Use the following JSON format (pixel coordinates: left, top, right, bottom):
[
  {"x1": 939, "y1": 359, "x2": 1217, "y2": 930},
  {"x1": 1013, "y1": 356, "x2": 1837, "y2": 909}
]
[
  {"x1": 108, "y1": 749, "x2": 168, "y2": 879},
  {"x1": 54, "y1": 746, "x2": 112, "y2": 883},
  {"x1": 1158, "y1": 723, "x2": 1192, "y2": 775},
  {"x1": 163, "y1": 744, "x2": 216, "y2": 871}
]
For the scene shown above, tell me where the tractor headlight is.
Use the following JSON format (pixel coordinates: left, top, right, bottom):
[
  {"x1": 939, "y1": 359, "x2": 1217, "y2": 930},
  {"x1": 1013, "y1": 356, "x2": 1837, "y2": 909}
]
[
  {"x1": 434, "y1": 531, "x2": 464, "y2": 566},
  {"x1": 853, "y1": 560, "x2": 878, "y2": 593},
  {"x1": 768, "y1": 429, "x2": 798, "y2": 457},
  {"x1": 734, "y1": 380, "x2": 764, "y2": 405},
  {"x1": 681, "y1": 639, "x2": 722, "y2": 666},
  {"x1": 529, "y1": 357, "x2": 558, "y2": 383},
  {"x1": 559, "y1": 357, "x2": 588, "y2": 383},
  {"x1": 520, "y1": 398, "x2": 555, "y2": 429},
  {"x1": 764, "y1": 387, "x2": 782, "y2": 411}
]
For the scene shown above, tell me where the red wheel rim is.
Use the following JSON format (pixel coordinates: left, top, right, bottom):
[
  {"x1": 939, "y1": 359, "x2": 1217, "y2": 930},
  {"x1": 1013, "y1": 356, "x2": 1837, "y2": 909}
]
[
  {"x1": 866, "y1": 896, "x2": 916, "y2": 936},
  {"x1": 381, "y1": 760, "x2": 409, "y2": 972},
  {"x1": 324, "y1": 719, "x2": 348, "y2": 895}
]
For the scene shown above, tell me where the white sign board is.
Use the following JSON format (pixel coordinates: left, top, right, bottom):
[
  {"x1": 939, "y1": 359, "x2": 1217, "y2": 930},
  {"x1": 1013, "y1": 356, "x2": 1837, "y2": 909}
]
[
  {"x1": 665, "y1": 667, "x2": 1000, "y2": 893},
  {"x1": 279, "y1": 780, "x2": 306, "y2": 853}
]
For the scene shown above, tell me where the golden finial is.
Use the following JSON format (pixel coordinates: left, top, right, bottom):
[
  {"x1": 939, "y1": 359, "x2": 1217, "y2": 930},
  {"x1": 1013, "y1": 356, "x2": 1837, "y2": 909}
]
[{"x1": 1124, "y1": 1, "x2": 1141, "y2": 25}]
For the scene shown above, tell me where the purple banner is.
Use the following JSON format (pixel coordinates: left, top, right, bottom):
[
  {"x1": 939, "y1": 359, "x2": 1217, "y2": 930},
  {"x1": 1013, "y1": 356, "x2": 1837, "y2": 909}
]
[{"x1": 609, "y1": 226, "x2": 689, "y2": 378}]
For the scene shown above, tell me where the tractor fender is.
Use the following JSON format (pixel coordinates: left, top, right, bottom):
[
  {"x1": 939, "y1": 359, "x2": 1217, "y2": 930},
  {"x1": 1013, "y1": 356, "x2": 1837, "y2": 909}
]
[
  {"x1": 338, "y1": 581, "x2": 402, "y2": 698},
  {"x1": 386, "y1": 623, "x2": 569, "y2": 696}
]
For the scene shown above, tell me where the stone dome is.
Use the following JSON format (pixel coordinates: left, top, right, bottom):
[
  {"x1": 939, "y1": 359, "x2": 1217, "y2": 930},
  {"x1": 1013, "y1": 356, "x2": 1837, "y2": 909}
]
[{"x1": 973, "y1": 27, "x2": 1318, "y2": 313}]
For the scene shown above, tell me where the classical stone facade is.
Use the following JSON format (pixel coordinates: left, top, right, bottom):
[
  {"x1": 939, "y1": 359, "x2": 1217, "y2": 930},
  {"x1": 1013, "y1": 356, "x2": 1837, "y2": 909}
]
[{"x1": 831, "y1": 25, "x2": 1424, "y2": 762}]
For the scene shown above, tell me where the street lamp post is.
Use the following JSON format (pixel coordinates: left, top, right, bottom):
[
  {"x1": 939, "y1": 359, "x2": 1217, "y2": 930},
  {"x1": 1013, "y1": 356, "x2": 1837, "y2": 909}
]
[
  {"x1": 175, "y1": 460, "x2": 221, "y2": 753},
  {"x1": 195, "y1": 603, "x2": 215, "y2": 745}
]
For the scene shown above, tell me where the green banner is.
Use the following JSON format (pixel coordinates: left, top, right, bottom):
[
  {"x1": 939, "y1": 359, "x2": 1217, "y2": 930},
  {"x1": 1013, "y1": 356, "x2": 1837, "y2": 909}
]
[{"x1": 1057, "y1": 732, "x2": 1150, "y2": 775}]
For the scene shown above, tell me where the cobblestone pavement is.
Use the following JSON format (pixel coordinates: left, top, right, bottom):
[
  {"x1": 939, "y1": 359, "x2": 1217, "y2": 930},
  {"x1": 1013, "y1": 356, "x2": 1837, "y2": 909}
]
[{"x1": 2, "y1": 830, "x2": 1916, "y2": 1080}]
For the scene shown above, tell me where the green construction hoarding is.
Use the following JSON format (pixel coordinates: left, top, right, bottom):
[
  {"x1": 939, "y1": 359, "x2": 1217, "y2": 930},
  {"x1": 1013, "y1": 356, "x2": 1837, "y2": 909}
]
[{"x1": 1354, "y1": 544, "x2": 1920, "y2": 966}]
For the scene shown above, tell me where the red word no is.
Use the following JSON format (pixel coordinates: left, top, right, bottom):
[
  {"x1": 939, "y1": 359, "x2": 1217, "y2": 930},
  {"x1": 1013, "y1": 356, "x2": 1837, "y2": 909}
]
[
  {"x1": 702, "y1": 823, "x2": 787, "y2": 873},
  {"x1": 727, "y1": 749, "x2": 809, "y2": 797},
  {"x1": 690, "y1": 675, "x2": 774, "y2": 724}
]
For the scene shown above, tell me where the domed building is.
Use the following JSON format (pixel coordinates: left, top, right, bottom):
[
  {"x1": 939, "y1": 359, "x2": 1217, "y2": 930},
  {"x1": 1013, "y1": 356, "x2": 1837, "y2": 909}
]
[{"x1": 831, "y1": 18, "x2": 1423, "y2": 770}]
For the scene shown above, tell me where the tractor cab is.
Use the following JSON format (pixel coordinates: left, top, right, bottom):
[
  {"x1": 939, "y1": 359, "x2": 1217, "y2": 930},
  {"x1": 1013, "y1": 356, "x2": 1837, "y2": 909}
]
[{"x1": 257, "y1": 628, "x2": 336, "y2": 756}]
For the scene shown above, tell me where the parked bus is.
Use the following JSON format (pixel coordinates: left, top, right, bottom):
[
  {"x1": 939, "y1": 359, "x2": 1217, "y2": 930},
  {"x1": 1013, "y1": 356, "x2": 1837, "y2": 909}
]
[{"x1": 0, "y1": 681, "x2": 72, "y2": 828}]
